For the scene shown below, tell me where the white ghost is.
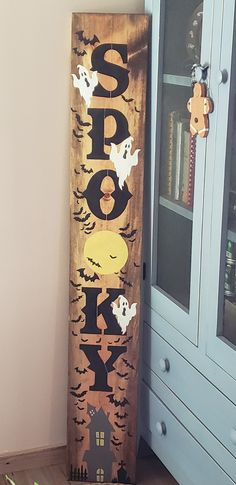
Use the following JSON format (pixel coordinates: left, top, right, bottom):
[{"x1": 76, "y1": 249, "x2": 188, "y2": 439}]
[
  {"x1": 110, "y1": 136, "x2": 140, "y2": 190},
  {"x1": 111, "y1": 295, "x2": 137, "y2": 335},
  {"x1": 71, "y1": 64, "x2": 98, "y2": 107}
]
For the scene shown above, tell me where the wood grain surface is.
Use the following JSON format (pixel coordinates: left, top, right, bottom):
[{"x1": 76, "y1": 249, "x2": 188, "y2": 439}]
[
  {"x1": 0, "y1": 457, "x2": 177, "y2": 485},
  {"x1": 0, "y1": 447, "x2": 65, "y2": 474},
  {"x1": 68, "y1": 13, "x2": 149, "y2": 484}
]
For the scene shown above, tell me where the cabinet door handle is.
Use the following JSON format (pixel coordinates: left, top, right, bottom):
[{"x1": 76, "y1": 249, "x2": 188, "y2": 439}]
[
  {"x1": 156, "y1": 421, "x2": 167, "y2": 436},
  {"x1": 230, "y1": 428, "x2": 236, "y2": 445},
  {"x1": 159, "y1": 358, "x2": 170, "y2": 372}
]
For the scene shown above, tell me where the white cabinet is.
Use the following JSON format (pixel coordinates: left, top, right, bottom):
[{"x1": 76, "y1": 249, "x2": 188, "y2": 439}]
[{"x1": 142, "y1": 1, "x2": 236, "y2": 483}]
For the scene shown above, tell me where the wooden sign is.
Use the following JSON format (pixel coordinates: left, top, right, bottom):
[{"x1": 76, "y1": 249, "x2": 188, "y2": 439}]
[{"x1": 68, "y1": 13, "x2": 149, "y2": 484}]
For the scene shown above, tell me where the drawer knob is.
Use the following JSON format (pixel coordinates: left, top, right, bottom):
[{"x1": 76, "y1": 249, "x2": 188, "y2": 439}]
[
  {"x1": 156, "y1": 421, "x2": 167, "y2": 436},
  {"x1": 159, "y1": 358, "x2": 170, "y2": 372},
  {"x1": 230, "y1": 428, "x2": 236, "y2": 444}
]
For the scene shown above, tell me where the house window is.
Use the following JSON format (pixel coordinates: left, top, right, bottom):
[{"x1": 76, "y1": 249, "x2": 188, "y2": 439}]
[
  {"x1": 96, "y1": 468, "x2": 104, "y2": 482},
  {"x1": 96, "y1": 431, "x2": 105, "y2": 446}
]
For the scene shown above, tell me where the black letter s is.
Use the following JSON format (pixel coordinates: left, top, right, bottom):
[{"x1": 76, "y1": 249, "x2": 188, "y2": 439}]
[{"x1": 92, "y1": 44, "x2": 129, "y2": 98}]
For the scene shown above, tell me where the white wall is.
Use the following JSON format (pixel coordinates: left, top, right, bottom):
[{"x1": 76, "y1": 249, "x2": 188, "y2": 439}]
[{"x1": 0, "y1": 0, "x2": 144, "y2": 454}]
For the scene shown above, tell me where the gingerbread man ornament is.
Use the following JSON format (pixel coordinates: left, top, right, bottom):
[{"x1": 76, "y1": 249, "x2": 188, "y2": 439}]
[{"x1": 187, "y1": 82, "x2": 213, "y2": 138}]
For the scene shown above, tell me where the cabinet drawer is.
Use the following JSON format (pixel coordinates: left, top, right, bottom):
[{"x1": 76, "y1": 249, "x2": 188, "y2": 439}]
[
  {"x1": 141, "y1": 383, "x2": 234, "y2": 485},
  {"x1": 143, "y1": 323, "x2": 236, "y2": 458}
]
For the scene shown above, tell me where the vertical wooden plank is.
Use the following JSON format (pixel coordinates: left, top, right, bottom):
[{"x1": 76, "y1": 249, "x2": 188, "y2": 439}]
[{"x1": 68, "y1": 13, "x2": 149, "y2": 484}]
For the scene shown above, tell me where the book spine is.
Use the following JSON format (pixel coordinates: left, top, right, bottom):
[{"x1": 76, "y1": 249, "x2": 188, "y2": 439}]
[
  {"x1": 181, "y1": 130, "x2": 191, "y2": 204},
  {"x1": 174, "y1": 121, "x2": 183, "y2": 200},
  {"x1": 167, "y1": 111, "x2": 175, "y2": 196},
  {"x1": 187, "y1": 135, "x2": 196, "y2": 207}
]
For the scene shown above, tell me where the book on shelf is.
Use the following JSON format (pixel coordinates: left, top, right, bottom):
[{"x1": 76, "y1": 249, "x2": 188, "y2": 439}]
[{"x1": 166, "y1": 110, "x2": 196, "y2": 208}]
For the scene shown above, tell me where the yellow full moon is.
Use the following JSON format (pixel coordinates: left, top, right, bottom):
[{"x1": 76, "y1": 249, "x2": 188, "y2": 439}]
[{"x1": 84, "y1": 230, "x2": 128, "y2": 275}]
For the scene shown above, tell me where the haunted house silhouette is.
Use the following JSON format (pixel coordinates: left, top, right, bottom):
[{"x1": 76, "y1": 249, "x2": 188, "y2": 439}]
[{"x1": 83, "y1": 404, "x2": 116, "y2": 482}]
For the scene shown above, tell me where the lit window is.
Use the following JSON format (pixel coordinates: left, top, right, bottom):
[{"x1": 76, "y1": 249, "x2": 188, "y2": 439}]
[
  {"x1": 96, "y1": 468, "x2": 104, "y2": 482},
  {"x1": 96, "y1": 431, "x2": 105, "y2": 446}
]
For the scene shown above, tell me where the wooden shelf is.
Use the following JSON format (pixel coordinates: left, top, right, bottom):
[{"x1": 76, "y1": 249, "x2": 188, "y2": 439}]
[
  {"x1": 159, "y1": 195, "x2": 193, "y2": 221},
  {"x1": 163, "y1": 74, "x2": 192, "y2": 87}
]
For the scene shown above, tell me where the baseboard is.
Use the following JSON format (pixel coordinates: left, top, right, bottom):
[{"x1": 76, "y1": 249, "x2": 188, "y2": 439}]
[{"x1": 0, "y1": 445, "x2": 66, "y2": 474}]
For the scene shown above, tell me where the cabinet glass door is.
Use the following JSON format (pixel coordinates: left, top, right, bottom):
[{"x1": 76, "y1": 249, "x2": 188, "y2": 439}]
[
  {"x1": 145, "y1": 0, "x2": 212, "y2": 342},
  {"x1": 205, "y1": 1, "x2": 236, "y2": 379}
]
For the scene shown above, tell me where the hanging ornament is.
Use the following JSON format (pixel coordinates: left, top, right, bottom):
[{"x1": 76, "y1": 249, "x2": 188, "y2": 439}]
[{"x1": 187, "y1": 82, "x2": 213, "y2": 137}]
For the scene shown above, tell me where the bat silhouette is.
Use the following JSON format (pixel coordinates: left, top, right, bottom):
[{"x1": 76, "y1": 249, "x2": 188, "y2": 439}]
[
  {"x1": 76, "y1": 113, "x2": 91, "y2": 127},
  {"x1": 72, "y1": 331, "x2": 78, "y2": 337},
  {"x1": 74, "y1": 168, "x2": 80, "y2": 175},
  {"x1": 135, "y1": 106, "x2": 141, "y2": 113},
  {"x1": 73, "y1": 188, "x2": 84, "y2": 200},
  {"x1": 83, "y1": 222, "x2": 96, "y2": 232},
  {"x1": 78, "y1": 398, "x2": 85, "y2": 402},
  {"x1": 115, "y1": 421, "x2": 126, "y2": 429},
  {"x1": 83, "y1": 221, "x2": 93, "y2": 227},
  {"x1": 129, "y1": 238, "x2": 136, "y2": 243},
  {"x1": 71, "y1": 107, "x2": 77, "y2": 113},
  {"x1": 75, "y1": 367, "x2": 88, "y2": 374},
  {"x1": 96, "y1": 337, "x2": 102, "y2": 343},
  {"x1": 120, "y1": 229, "x2": 137, "y2": 239},
  {"x1": 77, "y1": 390, "x2": 87, "y2": 398},
  {"x1": 85, "y1": 230, "x2": 92, "y2": 235},
  {"x1": 121, "y1": 94, "x2": 135, "y2": 103},
  {"x1": 112, "y1": 435, "x2": 120, "y2": 441},
  {"x1": 119, "y1": 223, "x2": 130, "y2": 231},
  {"x1": 77, "y1": 268, "x2": 99, "y2": 282},
  {"x1": 77, "y1": 406, "x2": 85, "y2": 410},
  {"x1": 122, "y1": 358, "x2": 135, "y2": 370},
  {"x1": 73, "y1": 417, "x2": 86, "y2": 425},
  {"x1": 71, "y1": 315, "x2": 82, "y2": 323},
  {"x1": 75, "y1": 436, "x2": 84, "y2": 442},
  {"x1": 70, "y1": 383, "x2": 81, "y2": 391},
  {"x1": 107, "y1": 394, "x2": 129, "y2": 407},
  {"x1": 111, "y1": 439, "x2": 122, "y2": 446},
  {"x1": 116, "y1": 371, "x2": 129, "y2": 378},
  {"x1": 122, "y1": 336, "x2": 133, "y2": 345},
  {"x1": 72, "y1": 47, "x2": 87, "y2": 56},
  {"x1": 70, "y1": 280, "x2": 81, "y2": 288},
  {"x1": 70, "y1": 390, "x2": 87, "y2": 399},
  {"x1": 134, "y1": 262, "x2": 140, "y2": 267},
  {"x1": 80, "y1": 164, "x2": 93, "y2": 174},
  {"x1": 70, "y1": 391, "x2": 80, "y2": 398},
  {"x1": 120, "y1": 270, "x2": 127, "y2": 275},
  {"x1": 108, "y1": 337, "x2": 121, "y2": 344},
  {"x1": 110, "y1": 255, "x2": 117, "y2": 259},
  {"x1": 76, "y1": 30, "x2": 100, "y2": 46},
  {"x1": 87, "y1": 257, "x2": 101, "y2": 268},
  {"x1": 71, "y1": 296, "x2": 83, "y2": 303},
  {"x1": 74, "y1": 207, "x2": 84, "y2": 216},
  {"x1": 118, "y1": 276, "x2": 133, "y2": 287},
  {"x1": 115, "y1": 411, "x2": 128, "y2": 419},
  {"x1": 74, "y1": 212, "x2": 91, "y2": 223},
  {"x1": 73, "y1": 129, "x2": 83, "y2": 141},
  {"x1": 81, "y1": 338, "x2": 88, "y2": 342},
  {"x1": 118, "y1": 386, "x2": 126, "y2": 391}
]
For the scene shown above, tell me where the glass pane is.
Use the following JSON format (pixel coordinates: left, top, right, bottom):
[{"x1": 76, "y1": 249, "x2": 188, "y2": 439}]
[
  {"x1": 163, "y1": 0, "x2": 203, "y2": 76},
  {"x1": 221, "y1": 68, "x2": 236, "y2": 346},
  {"x1": 154, "y1": 1, "x2": 204, "y2": 310}
]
